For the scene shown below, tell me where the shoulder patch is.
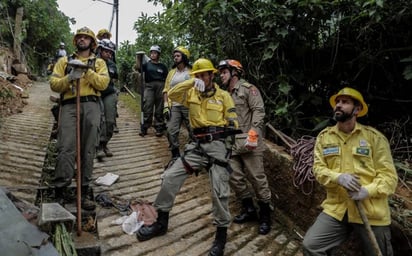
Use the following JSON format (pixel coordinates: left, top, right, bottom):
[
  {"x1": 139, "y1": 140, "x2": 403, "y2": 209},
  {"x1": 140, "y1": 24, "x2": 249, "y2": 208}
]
[{"x1": 250, "y1": 87, "x2": 259, "y2": 96}]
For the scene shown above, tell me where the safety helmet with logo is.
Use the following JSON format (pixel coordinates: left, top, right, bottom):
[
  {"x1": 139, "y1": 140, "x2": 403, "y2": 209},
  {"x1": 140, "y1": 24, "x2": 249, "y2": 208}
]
[
  {"x1": 329, "y1": 87, "x2": 368, "y2": 117},
  {"x1": 217, "y1": 59, "x2": 244, "y2": 76},
  {"x1": 97, "y1": 29, "x2": 112, "y2": 40},
  {"x1": 149, "y1": 45, "x2": 161, "y2": 54},
  {"x1": 191, "y1": 58, "x2": 217, "y2": 75},
  {"x1": 173, "y1": 46, "x2": 190, "y2": 59},
  {"x1": 73, "y1": 26, "x2": 98, "y2": 50},
  {"x1": 98, "y1": 39, "x2": 116, "y2": 53}
]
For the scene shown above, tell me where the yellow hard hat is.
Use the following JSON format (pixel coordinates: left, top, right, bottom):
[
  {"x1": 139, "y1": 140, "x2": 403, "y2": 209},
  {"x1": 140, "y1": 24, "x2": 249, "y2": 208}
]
[
  {"x1": 97, "y1": 29, "x2": 112, "y2": 40},
  {"x1": 191, "y1": 58, "x2": 217, "y2": 75},
  {"x1": 329, "y1": 87, "x2": 368, "y2": 117},
  {"x1": 173, "y1": 46, "x2": 190, "y2": 59},
  {"x1": 73, "y1": 26, "x2": 98, "y2": 49}
]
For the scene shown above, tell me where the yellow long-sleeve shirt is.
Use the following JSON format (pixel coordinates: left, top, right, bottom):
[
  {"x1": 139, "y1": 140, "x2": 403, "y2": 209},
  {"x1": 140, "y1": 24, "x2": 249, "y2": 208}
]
[
  {"x1": 50, "y1": 53, "x2": 109, "y2": 100},
  {"x1": 313, "y1": 122, "x2": 398, "y2": 225},
  {"x1": 168, "y1": 78, "x2": 238, "y2": 129}
]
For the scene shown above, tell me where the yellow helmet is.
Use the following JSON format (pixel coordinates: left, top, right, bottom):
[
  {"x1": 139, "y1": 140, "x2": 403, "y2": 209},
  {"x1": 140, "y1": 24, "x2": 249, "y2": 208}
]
[
  {"x1": 97, "y1": 28, "x2": 112, "y2": 40},
  {"x1": 173, "y1": 46, "x2": 190, "y2": 59},
  {"x1": 191, "y1": 58, "x2": 217, "y2": 75},
  {"x1": 73, "y1": 26, "x2": 98, "y2": 50},
  {"x1": 329, "y1": 87, "x2": 368, "y2": 117}
]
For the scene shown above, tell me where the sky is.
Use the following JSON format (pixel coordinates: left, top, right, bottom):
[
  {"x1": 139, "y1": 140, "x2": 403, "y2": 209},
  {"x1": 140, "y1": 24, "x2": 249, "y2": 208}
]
[{"x1": 56, "y1": 0, "x2": 163, "y2": 45}]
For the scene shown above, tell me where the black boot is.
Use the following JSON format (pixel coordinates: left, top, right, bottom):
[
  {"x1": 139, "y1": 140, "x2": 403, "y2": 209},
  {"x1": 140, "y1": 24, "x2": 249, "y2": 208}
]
[
  {"x1": 137, "y1": 210, "x2": 169, "y2": 241},
  {"x1": 139, "y1": 126, "x2": 148, "y2": 137},
  {"x1": 171, "y1": 148, "x2": 180, "y2": 159},
  {"x1": 102, "y1": 142, "x2": 113, "y2": 157},
  {"x1": 155, "y1": 126, "x2": 164, "y2": 137},
  {"x1": 81, "y1": 186, "x2": 96, "y2": 211},
  {"x1": 209, "y1": 227, "x2": 227, "y2": 256},
  {"x1": 54, "y1": 187, "x2": 65, "y2": 205},
  {"x1": 96, "y1": 143, "x2": 105, "y2": 159},
  {"x1": 258, "y1": 201, "x2": 271, "y2": 235},
  {"x1": 233, "y1": 197, "x2": 258, "y2": 224}
]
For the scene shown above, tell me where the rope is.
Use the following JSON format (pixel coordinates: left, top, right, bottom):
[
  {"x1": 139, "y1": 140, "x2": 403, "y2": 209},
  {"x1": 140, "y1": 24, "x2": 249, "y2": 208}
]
[{"x1": 290, "y1": 135, "x2": 316, "y2": 195}]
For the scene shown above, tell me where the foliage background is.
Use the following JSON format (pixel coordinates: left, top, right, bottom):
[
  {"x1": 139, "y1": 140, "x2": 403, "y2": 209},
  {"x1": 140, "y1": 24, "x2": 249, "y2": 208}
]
[
  {"x1": 0, "y1": 0, "x2": 73, "y2": 74},
  {"x1": 120, "y1": 0, "x2": 411, "y2": 161},
  {"x1": 1, "y1": 0, "x2": 410, "y2": 160}
]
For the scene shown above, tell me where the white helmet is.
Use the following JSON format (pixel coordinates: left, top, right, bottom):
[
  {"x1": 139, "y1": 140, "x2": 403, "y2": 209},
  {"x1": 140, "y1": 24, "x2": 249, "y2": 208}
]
[
  {"x1": 98, "y1": 39, "x2": 116, "y2": 53},
  {"x1": 149, "y1": 45, "x2": 161, "y2": 54}
]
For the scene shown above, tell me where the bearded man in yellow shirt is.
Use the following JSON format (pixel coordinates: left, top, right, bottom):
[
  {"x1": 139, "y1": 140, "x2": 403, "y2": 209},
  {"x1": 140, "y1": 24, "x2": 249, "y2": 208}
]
[{"x1": 302, "y1": 87, "x2": 398, "y2": 256}]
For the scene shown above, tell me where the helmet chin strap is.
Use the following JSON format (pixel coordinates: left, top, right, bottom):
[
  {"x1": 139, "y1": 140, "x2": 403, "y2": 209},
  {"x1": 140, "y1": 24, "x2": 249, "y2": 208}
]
[{"x1": 228, "y1": 69, "x2": 239, "y2": 86}]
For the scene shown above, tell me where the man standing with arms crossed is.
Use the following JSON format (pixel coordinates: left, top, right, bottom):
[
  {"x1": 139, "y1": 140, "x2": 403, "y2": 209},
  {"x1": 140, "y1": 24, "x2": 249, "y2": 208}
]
[
  {"x1": 302, "y1": 87, "x2": 398, "y2": 255},
  {"x1": 50, "y1": 27, "x2": 109, "y2": 210},
  {"x1": 218, "y1": 59, "x2": 272, "y2": 235}
]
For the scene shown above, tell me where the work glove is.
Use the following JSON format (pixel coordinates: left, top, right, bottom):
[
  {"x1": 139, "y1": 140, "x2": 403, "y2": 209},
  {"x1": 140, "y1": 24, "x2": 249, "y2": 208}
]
[
  {"x1": 163, "y1": 104, "x2": 171, "y2": 121},
  {"x1": 337, "y1": 173, "x2": 361, "y2": 192},
  {"x1": 348, "y1": 187, "x2": 369, "y2": 201},
  {"x1": 193, "y1": 78, "x2": 205, "y2": 92},
  {"x1": 67, "y1": 59, "x2": 88, "y2": 81},
  {"x1": 245, "y1": 129, "x2": 258, "y2": 150}
]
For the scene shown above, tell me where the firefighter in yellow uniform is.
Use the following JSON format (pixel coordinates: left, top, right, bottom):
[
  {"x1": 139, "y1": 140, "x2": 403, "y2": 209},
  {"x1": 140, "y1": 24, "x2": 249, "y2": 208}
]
[
  {"x1": 303, "y1": 87, "x2": 398, "y2": 256},
  {"x1": 137, "y1": 58, "x2": 238, "y2": 256},
  {"x1": 50, "y1": 27, "x2": 109, "y2": 210}
]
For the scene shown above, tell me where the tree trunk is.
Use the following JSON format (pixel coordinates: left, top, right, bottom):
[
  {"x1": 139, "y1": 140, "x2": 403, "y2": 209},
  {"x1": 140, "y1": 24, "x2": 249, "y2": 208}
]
[{"x1": 13, "y1": 7, "x2": 23, "y2": 62}]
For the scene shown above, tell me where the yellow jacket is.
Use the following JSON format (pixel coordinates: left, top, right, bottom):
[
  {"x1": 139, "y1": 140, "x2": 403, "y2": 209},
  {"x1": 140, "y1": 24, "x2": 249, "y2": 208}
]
[
  {"x1": 313, "y1": 122, "x2": 398, "y2": 226},
  {"x1": 168, "y1": 78, "x2": 238, "y2": 129},
  {"x1": 50, "y1": 53, "x2": 109, "y2": 101}
]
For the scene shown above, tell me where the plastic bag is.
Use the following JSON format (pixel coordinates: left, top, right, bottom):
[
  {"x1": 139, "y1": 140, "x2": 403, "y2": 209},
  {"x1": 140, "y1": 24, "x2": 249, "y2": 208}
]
[{"x1": 121, "y1": 211, "x2": 144, "y2": 235}]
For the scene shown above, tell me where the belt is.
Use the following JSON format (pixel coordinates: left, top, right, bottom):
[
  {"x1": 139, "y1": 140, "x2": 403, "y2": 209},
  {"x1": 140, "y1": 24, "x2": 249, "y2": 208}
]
[
  {"x1": 193, "y1": 126, "x2": 225, "y2": 143},
  {"x1": 61, "y1": 95, "x2": 98, "y2": 105},
  {"x1": 193, "y1": 126, "x2": 225, "y2": 135}
]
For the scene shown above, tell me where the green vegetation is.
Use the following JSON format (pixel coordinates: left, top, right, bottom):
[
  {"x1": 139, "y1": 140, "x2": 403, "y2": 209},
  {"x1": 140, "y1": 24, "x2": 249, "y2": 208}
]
[
  {"x1": 53, "y1": 223, "x2": 77, "y2": 256},
  {"x1": 0, "y1": 0, "x2": 72, "y2": 74},
  {"x1": 1, "y1": 0, "x2": 410, "y2": 160},
  {"x1": 118, "y1": 91, "x2": 141, "y2": 119},
  {"x1": 119, "y1": 0, "x2": 411, "y2": 162}
]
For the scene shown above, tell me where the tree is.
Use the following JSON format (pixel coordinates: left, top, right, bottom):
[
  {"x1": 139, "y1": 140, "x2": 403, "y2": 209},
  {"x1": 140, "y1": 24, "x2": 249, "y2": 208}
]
[
  {"x1": 144, "y1": 0, "x2": 411, "y2": 140},
  {"x1": 0, "y1": 0, "x2": 72, "y2": 74}
]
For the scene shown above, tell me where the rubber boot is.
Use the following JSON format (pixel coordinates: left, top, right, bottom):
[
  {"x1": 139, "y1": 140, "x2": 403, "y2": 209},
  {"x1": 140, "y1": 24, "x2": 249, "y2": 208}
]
[
  {"x1": 81, "y1": 186, "x2": 96, "y2": 211},
  {"x1": 171, "y1": 148, "x2": 180, "y2": 159},
  {"x1": 54, "y1": 187, "x2": 65, "y2": 205},
  {"x1": 96, "y1": 143, "x2": 105, "y2": 159},
  {"x1": 139, "y1": 127, "x2": 147, "y2": 137},
  {"x1": 113, "y1": 122, "x2": 119, "y2": 133},
  {"x1": 209, "y1": 227, "x2": 227, "y2": 256},
  {"x1": 258, "y1": 201, "x2": 271, "y2": 235},
  {"x1": 155, "y1": 125, "x2": 164, "y2": 137},
  {"x1": 137, "y1": 210, "x2": 169, "y2": 241},
  {"x1": 102, "y1": 142, "x2": 113, "y2": 157},
  {"x1": 233, "y1": 197, "x2": 258, "y2": 224}
]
